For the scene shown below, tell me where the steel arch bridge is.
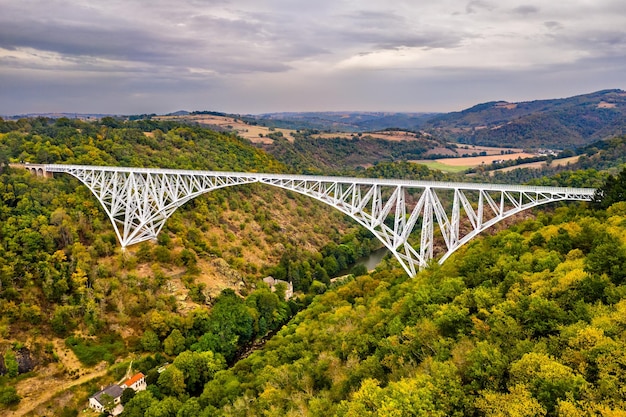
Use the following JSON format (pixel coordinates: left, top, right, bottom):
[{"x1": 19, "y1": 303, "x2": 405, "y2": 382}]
[{"x1": 23, "y1": 164, "x2": 595, "y2": 277}]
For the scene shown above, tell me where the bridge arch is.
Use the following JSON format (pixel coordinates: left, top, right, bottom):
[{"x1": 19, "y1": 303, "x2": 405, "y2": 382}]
[{"x1": 41, "y1": 164, "x2": 595, "y2": 277}]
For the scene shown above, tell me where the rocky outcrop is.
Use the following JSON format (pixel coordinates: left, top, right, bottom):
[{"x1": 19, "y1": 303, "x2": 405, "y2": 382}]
[
  {"x1": 15, "y1": 347, "x2": 37, "y2": 374},
  {"x1": 0, "y1": 347, "x2": 39, "y2": 375}
]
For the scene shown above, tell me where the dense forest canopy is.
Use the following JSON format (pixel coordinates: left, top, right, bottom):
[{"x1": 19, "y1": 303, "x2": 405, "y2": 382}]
[
  {"x1": 2, "y1": 116, "x2": 626, "y2": 416},
  {"x1": 115, "y1": 201, "x2": 626, "y2": 417}
]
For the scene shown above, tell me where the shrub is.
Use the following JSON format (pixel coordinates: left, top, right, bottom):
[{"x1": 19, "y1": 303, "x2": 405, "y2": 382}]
[{"x1": 0, "y1": 386, "x2": 20, "y2": 407}]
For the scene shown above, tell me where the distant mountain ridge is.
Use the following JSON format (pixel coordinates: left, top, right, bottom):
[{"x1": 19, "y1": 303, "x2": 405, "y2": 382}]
[
  {"x1": 247, "y1": 111, "x2": 438, "y2": 132},
  {"x1": 5, "y1": 89, "x2": 626, "y2": 150},
  {"x1": 1, "y1": 112, "x2": 113, "y2": 120},
  {"x1": 422, "y1": 89, "x2": 626, "y2": 148},
  {"x1": 246, "y1": 89, "x2": 626, "y2": 149}
]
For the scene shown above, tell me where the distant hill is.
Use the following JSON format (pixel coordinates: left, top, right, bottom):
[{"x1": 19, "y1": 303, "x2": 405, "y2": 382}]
[
  {"x1": 422, "y1": 89, "x2": 626, "y2": 149},
  {"x1": 166, "y1": 110, "x2": 190, "y2": 116},
  {"x1": 246, "y1": 111, "x2": 438, "y2": 132},
  {"x1": 244, "y1": 90, "x2": 626, "y2": 149},
  {"x1": 8, "y1": 89, "x2": 626, "y2": 150},
  {"x1": 1, "y1": 112, "x2": 114, "y2": 120}
]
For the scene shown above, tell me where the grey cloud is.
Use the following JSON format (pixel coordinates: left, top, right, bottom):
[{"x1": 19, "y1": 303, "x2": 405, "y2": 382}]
[
  {"x1": 346, "y1": 10, "x2": 405, "y2": 27},
  {"x1": 337, "y1": 11, "x2": 467, "y2": 51},
  {"x1": 465, "y1": 0, "x2": 493, "y2": 14},
  {"x1": 1, "y1": 0, "x2": 625, "y2": 115},
  {"x1": 338, "y1": 26, "x2": 465, "y2": 50},
  {"x1": 187, "y1": 13, "x2": 329, "y2": 61},
  {"x1": 552, "y1": 29, "x2": 626, "y2": 54},
  {"x1": 0, "y1": 20, "x2": 187, "y2": 63},
  {"x1": 586, "y1": 31, "x2": 626, "y2": 47},
  {"x1": 0, "y1": 11, "x2": 293, "y2": 75},
  {"x1": 512, "y1": 5, "x2": 540, "y2": 16},
  {"x1": 544, "y1": 21, "x2": 563, "y2": 31}
]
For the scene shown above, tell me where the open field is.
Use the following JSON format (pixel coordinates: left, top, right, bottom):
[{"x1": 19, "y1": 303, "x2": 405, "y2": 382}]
[
  {"x1": 155, "y1": 114, "x2": 296, "y2": 144},
  {"x1": 413, "y1": 161, "x2": 474, "y2": 173},
  {"x1": 412, "y1": 152, "x2": 536, "y2": 172},
  {"x1": 313, "y1": 131, "x2": 424, "y2": 141},
  {"x1": 424, "y1": 144, "x2": 524, "y2": 158},
  {"x1": 155, "y1": 115, "x2": 439, "y2": 145},
  {"x1": 490, "y1": 155, "x2": 581, "y2": 174},
  {"x1": 453, "y1": 144, "x2": 525, "y2": 155},
  {"x1": 435, "y1": 152, "x2": 536, "y2": 166}
]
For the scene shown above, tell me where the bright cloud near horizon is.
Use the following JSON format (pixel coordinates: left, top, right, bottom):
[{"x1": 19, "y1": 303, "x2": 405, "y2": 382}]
[{"x1": 1, "y1": 0, "x2": 625, "y2": 115}]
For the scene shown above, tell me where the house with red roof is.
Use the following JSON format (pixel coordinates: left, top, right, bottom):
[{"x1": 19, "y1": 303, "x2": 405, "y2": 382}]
[
  {"x1": 121, "y1": 372, "x2": 147, "y2": 392},
  {"x1": 88, "y1": 372, "x2": 147, "y2": 414}
]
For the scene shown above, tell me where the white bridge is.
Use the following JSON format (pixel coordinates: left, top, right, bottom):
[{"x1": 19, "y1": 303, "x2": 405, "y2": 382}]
[{"x1": 21, "y1": 164, "x2": 595, "y2": 277}]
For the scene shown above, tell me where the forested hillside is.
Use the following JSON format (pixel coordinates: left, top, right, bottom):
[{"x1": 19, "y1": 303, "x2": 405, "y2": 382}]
[
  {"x1": 244, "y1": 112, "x2": 437, "y2": 132},
  {"x1": 115, "y1": 201, "x2": 626, "y2": 417},
  {"x1": 257, "y1": 130, "x2": 441, "y2": 173},
  {"x1": 0, "y1": 117, "x2": 391, "y2": 415},
  {"x1": 422, "y1": 89, "x2": 626, "y2": 148}
]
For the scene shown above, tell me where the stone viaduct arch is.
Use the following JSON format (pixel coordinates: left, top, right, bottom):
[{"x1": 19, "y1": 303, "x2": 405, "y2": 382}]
[{"x1": 23, "y1": 164, "x2": 595, "y2": 277}]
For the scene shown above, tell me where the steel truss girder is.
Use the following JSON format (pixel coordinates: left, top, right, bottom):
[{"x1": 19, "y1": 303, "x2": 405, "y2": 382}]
[{"x1": 44, "y1": 164, "x2": 595, "y2": 277}]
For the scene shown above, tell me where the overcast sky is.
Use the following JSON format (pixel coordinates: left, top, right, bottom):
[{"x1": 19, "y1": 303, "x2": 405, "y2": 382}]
[{"x1": 1, "y1": 0, "x2": 625, "y2": 115}]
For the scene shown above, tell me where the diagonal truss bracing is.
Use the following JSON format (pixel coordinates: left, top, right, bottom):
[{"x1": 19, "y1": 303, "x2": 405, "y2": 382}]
[{"x1": 43, "y1": 164, "x2": 596, "y2": 277}]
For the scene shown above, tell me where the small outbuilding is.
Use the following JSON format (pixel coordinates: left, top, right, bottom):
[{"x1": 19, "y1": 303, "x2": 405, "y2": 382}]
[{"x1": 263, "y1": 276, "x2": 294, "y2": 300}]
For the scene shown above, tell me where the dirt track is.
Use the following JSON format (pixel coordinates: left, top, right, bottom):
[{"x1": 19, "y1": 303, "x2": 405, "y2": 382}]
[
  {"x1": 8, "y1": 367, "x2": 108, "y2": 417},
  {"x1": 7, "y1": 339, "x2": 109, "y2": 417}
]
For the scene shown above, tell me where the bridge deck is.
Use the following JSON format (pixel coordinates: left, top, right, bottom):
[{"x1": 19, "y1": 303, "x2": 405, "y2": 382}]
[{"x1": 40, "y1": 163, "x2": 596, "y2": 195}]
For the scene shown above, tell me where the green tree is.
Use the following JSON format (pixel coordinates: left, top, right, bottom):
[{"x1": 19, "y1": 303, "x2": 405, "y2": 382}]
[
  {"x1": 462, "y1": 341, "x2": 509, "y2": 392},
  {"x1": 121, "y1": 388, "x2": 136, "y2": 405},
  {"x1": 509, "y1": 352, "x2": 586, "y2": 414},
  {"x1": 121, "y1": 390, "x2": 157, "y2": 417},
  {"x1": 141, "y1": 330, "x2": 162, "y2": 353},
  {"x1": 157, "y1": 366, "x2": 186, "y2": 398},
  {"x1": 584, "y1": 240, "x2": 626, "y2": 284},
  {"x1": 175, "y1": 397, "x2": 202, "y2": 417},
  {"x1": 145, "y1": 396, "x2": 182, "y2": 417},
  {"x1": 50, "y1": 305, "x2": 77, "y2": 336},
  {"x1": 172, "y1": 350, "x2": 226, "y2": 396},
  {"x1": 593, "y1": 167, "x2": 626, "y2": 209},
  {"x1": 163, "y1": 329, "x2": 186, "y2": 356},
  {"x1": 336, "y1": 377, "x2": 445, "y2": 417},
  {"x1": 350, "y1": 263, "x2": 368, "y2": 277},
  {"x1": 191, "y1": 289, "x2": 254, "y2": 362},
  {"x1": 99, "y1": 393, "x2": 116, "y2": 412},
  {"x1": 476, "y1": 384, "x2": 546, "y2": 417}
]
